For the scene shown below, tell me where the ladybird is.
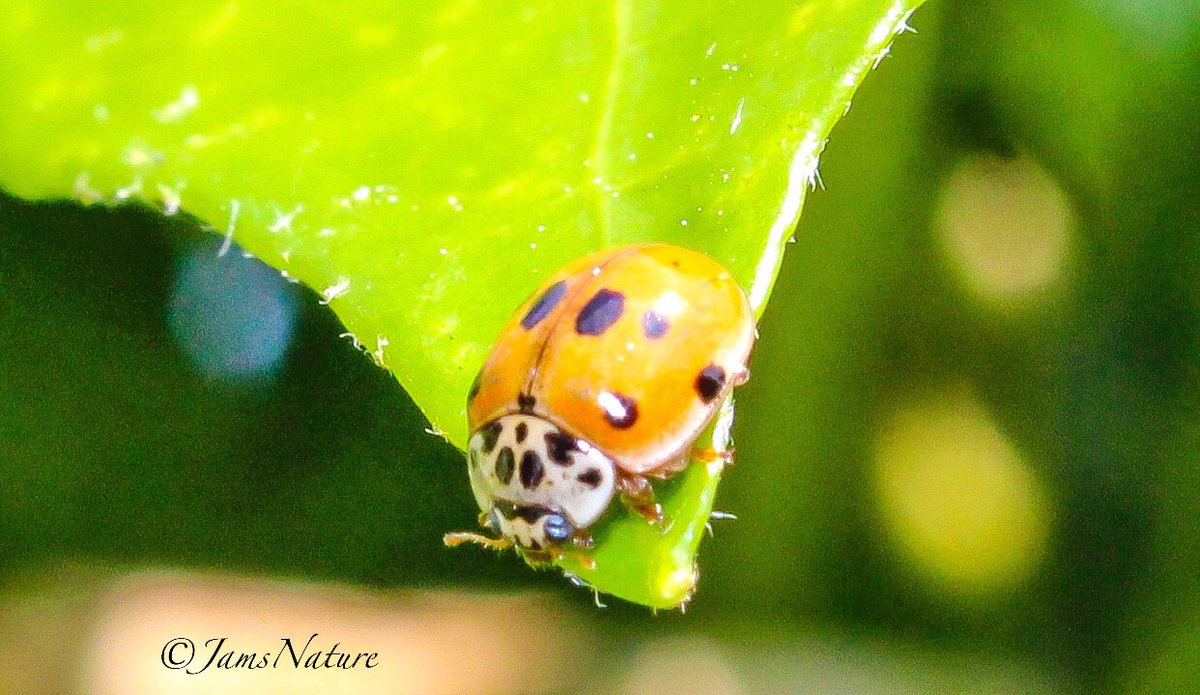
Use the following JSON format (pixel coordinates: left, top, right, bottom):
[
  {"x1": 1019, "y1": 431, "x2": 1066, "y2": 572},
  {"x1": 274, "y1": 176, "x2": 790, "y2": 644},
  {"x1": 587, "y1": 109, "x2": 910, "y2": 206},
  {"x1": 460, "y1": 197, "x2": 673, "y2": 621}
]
[{"x1": 444, "y1": 244, "x2": 756, "y2": 566}]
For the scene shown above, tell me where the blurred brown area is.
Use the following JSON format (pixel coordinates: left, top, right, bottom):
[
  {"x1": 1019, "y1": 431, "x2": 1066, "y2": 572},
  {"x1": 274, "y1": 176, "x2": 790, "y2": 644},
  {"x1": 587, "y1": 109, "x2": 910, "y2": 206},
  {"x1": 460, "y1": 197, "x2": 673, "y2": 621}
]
[
  {"x1": 4, "y1": 571, "x2": 587, "y2": 695},
  {"x1": 0, "y1": 570, "x2": 1055, "y2": 695}
]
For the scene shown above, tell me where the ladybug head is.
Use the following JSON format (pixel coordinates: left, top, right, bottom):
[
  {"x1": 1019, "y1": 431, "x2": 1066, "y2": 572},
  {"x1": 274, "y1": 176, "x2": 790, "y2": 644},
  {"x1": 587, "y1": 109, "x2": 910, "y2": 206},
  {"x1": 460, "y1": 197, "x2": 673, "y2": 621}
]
[
  {"x1": 464, "y1": 414, "x2": 617, "y2": 550},
  {"x1": 483, "y1": 501, "x2": 577, "y2": 551}
]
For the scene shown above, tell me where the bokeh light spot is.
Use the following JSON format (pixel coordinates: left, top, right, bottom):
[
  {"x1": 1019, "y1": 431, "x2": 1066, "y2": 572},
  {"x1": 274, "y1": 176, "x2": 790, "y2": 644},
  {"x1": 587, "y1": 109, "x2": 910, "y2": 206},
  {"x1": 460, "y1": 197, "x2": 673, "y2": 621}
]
[
  {"x1": 936, "y1": 153, "x2": 1074, "y2": 305},
  {"x1": 872, "y1": 385, "x2": 1052, "y2": 601},
  {"x1": 167, "y1": 240, "x2": 299, "y2": 383}
]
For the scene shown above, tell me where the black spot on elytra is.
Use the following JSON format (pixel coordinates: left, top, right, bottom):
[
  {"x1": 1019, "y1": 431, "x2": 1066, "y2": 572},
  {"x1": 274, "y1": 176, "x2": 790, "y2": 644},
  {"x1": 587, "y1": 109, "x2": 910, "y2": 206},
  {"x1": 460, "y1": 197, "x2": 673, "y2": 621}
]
[
  {"x1": 577, "y1": 468, "x2": 603, "y2": 489},
  {"x1": 480, "y1": 421, "x2": 502, "y2": 454},
  {"x1": 521, "y1": 280, "x2": 567, "y2": 330},
  {"x1": 601, "y1": 390, "x2": 639, "y2": 429},
  {"x1": 467, "y1": 369, "x2": 482, "y2": 404},
  {"x1": 575, "y1": 289, "x2": 625, "y2": 336},
  {"x1": 642, "y1": 310, "x2": 669, "y2": 339},
  {"x1": 545, "y1": 431, "x2": 577, "y2": 465},
  {"x1": 520, "y1": 450, "x2": 545, "y2": 489},
  {"x1": 495, "y1": 446, "x2": 516, "y2": 485},
  {"x1": 515, "y1": 422, "x2": 528, "y2": 443},
  {"x1": 517, "y1": 393, "x2": 537, "y2": 412},
  {"x1": 695, "y1": 364, "x2": 726, "y2": 403}
]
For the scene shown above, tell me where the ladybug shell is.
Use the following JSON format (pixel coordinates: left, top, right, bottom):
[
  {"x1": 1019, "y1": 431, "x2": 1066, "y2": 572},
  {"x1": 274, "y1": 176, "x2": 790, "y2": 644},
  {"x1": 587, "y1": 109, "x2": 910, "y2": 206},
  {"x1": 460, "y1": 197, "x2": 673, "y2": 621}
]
[{"x1": 468, "y1": 244, "x2": 755, "y2": 475}]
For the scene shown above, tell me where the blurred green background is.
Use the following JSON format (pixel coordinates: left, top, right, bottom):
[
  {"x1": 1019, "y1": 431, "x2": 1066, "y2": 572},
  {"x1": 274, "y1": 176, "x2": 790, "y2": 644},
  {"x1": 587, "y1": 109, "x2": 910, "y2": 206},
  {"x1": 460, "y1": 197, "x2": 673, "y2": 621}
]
[{"x1": 3, "y1": 0, "x2": 1200, "y2": 693}]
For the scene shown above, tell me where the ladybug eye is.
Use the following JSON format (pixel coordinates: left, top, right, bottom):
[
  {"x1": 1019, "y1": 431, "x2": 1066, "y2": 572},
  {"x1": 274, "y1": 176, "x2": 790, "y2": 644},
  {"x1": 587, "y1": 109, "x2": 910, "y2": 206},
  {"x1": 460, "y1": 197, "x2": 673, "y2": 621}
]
[{"x1": 542, "y1": 513, "x2": 574, "y2": 543}]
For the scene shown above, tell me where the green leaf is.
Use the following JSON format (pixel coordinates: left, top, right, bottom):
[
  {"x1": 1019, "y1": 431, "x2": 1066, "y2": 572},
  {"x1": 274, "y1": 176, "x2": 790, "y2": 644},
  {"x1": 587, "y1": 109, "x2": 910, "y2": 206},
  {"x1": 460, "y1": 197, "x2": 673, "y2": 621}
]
[{"x1": 0, "y1": 0, "x2": 923, "y2": 609}]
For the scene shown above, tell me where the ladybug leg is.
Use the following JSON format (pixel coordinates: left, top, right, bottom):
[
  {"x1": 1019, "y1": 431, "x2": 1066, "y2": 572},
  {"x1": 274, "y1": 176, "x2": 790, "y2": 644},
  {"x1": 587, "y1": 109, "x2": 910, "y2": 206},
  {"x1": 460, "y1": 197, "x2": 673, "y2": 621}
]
[
  {"x1": 552, "y1": 546, "x2": 597, "y2": 571},
  {"x1": 529, "y1": 534, "x2": 595, "y2": 570},
  {"x1": 617, "y1": 473, "x2": 664, "y2": 524},
  {"x1": 547, "y1": 530, "x2": 597, "y2": 570},
  {"x1": 568, "y1": 531, "x2": 598, "y2": 569},
  {"x1": 443, "y1": 511, "x2": 513, "y2": 550},
  {"x1": 572, "y1": 530, "x2": 596, "y2": 550},
  {"x1": 731, "y1": 366, "x2": 751, "y2": 386},
  {"x1": 443, "y1": 530, "x2": 513, "y2": 552},
  {"x1": 516, "y1": 530, "x2": 598, "y2": 569},
  {"x1": 689, "y1": 445, "x2": 735, "y2": 467}
]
